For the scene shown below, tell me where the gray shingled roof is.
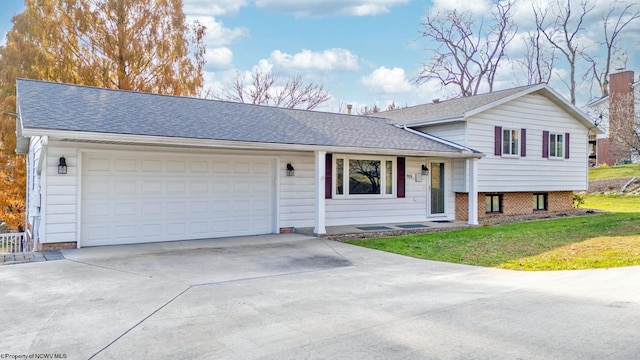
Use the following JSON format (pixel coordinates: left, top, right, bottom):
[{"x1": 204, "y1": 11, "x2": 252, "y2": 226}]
[
  {"x1": 16, "y1": 79, "x2": 467, "y2": 154},
  {"x1": 381, "y1": 84, "x2": 542, "y2": 124}
]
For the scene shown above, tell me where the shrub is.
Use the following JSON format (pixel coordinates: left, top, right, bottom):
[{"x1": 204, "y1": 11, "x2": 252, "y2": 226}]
[{"x1": 573, "y1": 193, "x2": 585, "y2": 208}]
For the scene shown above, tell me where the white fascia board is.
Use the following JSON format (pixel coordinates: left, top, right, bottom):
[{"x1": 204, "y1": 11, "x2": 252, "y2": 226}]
[
  {"x1": 539, "y1": 86, "x2": 604, "y2": 134},
  {"x1": 397, "y1": 116, "x2": 466, "y2": 128},
  {"x1": 464, "y1": 84, "x2": 546, "y2": 118},
  {"x1": 23, "y1": 128, "x2": 483, "y2": 159}
]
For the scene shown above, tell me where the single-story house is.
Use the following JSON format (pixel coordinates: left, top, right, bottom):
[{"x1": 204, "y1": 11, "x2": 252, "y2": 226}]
[{"x1": 15, "y1": 79, "x2": 599, "y2": 249}]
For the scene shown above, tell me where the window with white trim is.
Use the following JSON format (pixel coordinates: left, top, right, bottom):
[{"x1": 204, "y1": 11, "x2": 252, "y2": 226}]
[
  {"x1": 334, "y1": 156, "x2": 395, "y2": 197},
  {"x1": 502, "y1": 128, "x2": 519, "y2": 156},
  {"x1": 549, "y1": 133, "x2": 564, "y2": 158}
]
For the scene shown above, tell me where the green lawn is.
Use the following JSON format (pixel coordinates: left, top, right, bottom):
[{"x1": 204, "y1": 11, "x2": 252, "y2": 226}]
[
  {"x1": 583, "y1": 194, "x2": 640, "y2": 212},
  {"x1": 589, "y1": 164, "x2": 640, "y2": 181},
  {"x1": 348, "y1": 213, "x2": 640, "y2": 271}
]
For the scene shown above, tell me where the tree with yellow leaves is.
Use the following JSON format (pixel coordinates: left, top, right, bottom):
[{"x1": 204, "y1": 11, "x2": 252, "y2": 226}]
[{"x1": 0, "y1": 0, "x2": 207, "y2": 232}]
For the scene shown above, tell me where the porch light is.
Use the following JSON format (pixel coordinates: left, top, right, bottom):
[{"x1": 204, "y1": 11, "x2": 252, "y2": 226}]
[
  {"x1": 58, "y1": 156, "x2": 68, "y2": 175},
  {"x1": 421, "y1": 164, "x2": 429, "y2": 175},
  {"x1": 286, "y1": 163, "x2": 295, "y2": 176}
]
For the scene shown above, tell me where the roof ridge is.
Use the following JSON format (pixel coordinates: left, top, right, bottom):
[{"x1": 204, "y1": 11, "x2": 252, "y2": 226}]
[
  {"x1": 382, "y1": 83, "x2": 545, "y2": 113},
  {"x1": 16, "y1": 78, "x2": 365, "y2": 119}
]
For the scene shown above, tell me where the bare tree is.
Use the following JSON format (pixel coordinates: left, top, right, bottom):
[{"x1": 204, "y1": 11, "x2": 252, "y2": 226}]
[
  {"x1": 585, "y1": 1, "x2": 640, "y2": 97},
  {"x1": 416, "y1": 0, "x2": 517, "y2": 97},
  {"x1": 215, "y1": 69, "x2": 330, "y2": 110},
  {"x1": 518, "y1": 9, "x2": 555, "y2": 85},
  {"x1": 358, "y1": 104, "x2": 381, "y2": 115},
  {"x1": 535, "y1": 0, "x2": 594, "y2": 105}
]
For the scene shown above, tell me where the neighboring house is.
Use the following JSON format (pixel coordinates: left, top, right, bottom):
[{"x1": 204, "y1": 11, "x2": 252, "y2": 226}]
[
  {"x1": 382, "y1": 83, "x2": 602, "y2": 222},
  {"x1": 15, "y1": 79, "x2": 482, "y2": 249},
  {"x1": 15, "y1": 79, "x2": 599, "y2": 249},
  {"x1": 588, "y1": 70, "x2": 640, "y2": 165}
]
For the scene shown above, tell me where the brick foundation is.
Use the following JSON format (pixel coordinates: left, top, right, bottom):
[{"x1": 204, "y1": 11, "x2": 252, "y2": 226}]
[
  {"x1": 279, "y1": 227, "x2": 295, "y2": 234},
  {"x1": 455, "y1": 191, "x2": 574, "y2": 221},
  {"x1": 38, "y1": 242, "x2": 77, "y2": 251}
]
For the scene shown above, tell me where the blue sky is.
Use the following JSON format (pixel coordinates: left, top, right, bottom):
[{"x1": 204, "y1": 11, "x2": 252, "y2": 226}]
[{"x1": 1, "y1": 0, "x2": 639, "y2": 112}]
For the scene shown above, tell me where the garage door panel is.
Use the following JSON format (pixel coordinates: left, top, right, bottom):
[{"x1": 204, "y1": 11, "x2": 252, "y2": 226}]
[
  {"x1": 85, "y1": 179, "x2": 111, "y2": 196},
  {"x1": 115, "y1": 158, "x2": 137, "y2": 172},
  {"x1": 167, "y1": 180, "x2": 187, "y2": 194},
  {"x1": 167, "y1": 160, "x2": 186, "y2": 172},
  {"x1": 115, "y1": 225, "x2": 137, "y2": 241},
  {"x1": 191, "y1": 181, "x2": 209, "y2": 194},
  {"x1": 142, "y1": 160, "x2": 162, "y2": 172},
  {"x1": 167, "y1": 223, "x2": 186, "y2": 236},
  {"x1": 191, "y1": 161, "x2": 208, "y2": 173},
  {"x1": 82, "y1": 153, "x2": 274, "y2": 246},
  {"x1": 114, "y1": 202, "x2": 137, "y2": 216},
  {"x1": 115, "y1": 180, "x2": 137, "y2": 195}
]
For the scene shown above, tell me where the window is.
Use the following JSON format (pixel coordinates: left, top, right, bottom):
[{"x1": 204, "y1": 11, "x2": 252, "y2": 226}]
[
  {"x1": 485, "y1": 194, "x2": 502, "y2": 213},
  {"x1": 549, "y1": 133, "x2": 564, "y2": 158},
  {"x1": 502, "y1": 129, "x2": 519, "y2": 156},
  {"x1": 533, "y1": 193, "x2": 547, "y2": 211},
  {"x1": 333, "y1": 156, "x2": 395, "y2": 197},
  {"x1": 495, "y1": 126, "x2": 526, "y2": 157},
  {"x1": 543, "y1": 131, "x2": 570, "y2": 159}
]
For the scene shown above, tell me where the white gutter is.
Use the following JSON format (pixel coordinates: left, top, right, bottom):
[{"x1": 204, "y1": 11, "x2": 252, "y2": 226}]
[
  {"x1": 21, "y1": 128, "x2": 483, "y2": 159},
  {"x1": 401, "y1": 125, "x2": 483, "y2": 157},
  {"x1": 396, "y1": 115, "x2": 466, "y2": 128}
]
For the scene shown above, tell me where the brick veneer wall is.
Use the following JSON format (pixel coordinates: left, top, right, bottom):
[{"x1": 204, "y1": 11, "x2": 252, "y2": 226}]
[{"x1": 455, "y1": 191, "x2": 574, "y2": 221}]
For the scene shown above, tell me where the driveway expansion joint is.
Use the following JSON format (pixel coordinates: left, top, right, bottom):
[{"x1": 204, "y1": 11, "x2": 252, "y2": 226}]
[{"x1": 88, "y1": 286, "x2": 193, "y2": 359}]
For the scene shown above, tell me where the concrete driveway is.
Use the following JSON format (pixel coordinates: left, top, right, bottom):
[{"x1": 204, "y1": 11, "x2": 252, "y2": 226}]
[{"x1": 1, "y1": 234, "x2": 639, "y2": 359}]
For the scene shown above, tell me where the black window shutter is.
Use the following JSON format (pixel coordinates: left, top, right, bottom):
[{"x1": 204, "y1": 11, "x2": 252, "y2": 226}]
[
  {"x1": 397, "y1": 157, "x2": 405, "y2": 198},
  {"x1": 325, "y1": 153, "x2": 332, "y2": 199},
  {"x1": 565, "y1": 133, "x2": 570, "y2": 159},
  {"x1": 494, "y1": 126, "x2": 502, "y2": 156},
  {"x1": 542, "y1": 131, "x2": 549, "y2": 158},
  {"x1": 520, "y1": 128, "x2": 527, "y2": 157}
]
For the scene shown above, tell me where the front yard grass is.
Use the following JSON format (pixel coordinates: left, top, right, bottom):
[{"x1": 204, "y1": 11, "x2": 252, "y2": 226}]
[
  {"x1": 347, "y1": 213, "x2": 640, "y2": 271},
  {"x1": 583, "y1": 194, "x2": 640, "y2": 212}
]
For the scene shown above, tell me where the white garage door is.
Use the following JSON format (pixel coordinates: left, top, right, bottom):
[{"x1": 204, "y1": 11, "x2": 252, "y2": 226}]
[{"x1": 81, "y1": 152, "x2": 275, "y2": 246}]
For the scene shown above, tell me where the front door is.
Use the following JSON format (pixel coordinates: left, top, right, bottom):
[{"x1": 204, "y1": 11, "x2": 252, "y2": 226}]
[{"x1": 429, "y1": 162, "x2": 445, "y2": 216}]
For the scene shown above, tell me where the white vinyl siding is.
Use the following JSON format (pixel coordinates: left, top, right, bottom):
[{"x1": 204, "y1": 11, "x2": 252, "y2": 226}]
[
  {"x1": 452, "y1": 158, "x2": 467, "y2": 192},
  {"x1": 42, "y1": 144, "x2": 78, "y2": 244},
  {"x1": 465, "y1": 94, "x2": 589, "y2": 192},
  {"x1": 278, "y1": 152, "x2": 315, "y2": 228},
  {"x1": 413, "y1": 122, "x2": 466, "y2": 145}
]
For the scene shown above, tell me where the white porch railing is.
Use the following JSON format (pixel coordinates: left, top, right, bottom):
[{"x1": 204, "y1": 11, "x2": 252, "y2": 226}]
[{"x1": 0, "y1": 231, "x2": 31, "y2": 254}]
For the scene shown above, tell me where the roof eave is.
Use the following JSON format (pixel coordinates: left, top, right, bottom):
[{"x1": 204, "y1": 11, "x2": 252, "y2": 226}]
[
  {"x1": 22, "y1": 128, "x2": 483, "y2": 158},
  {"x1": 395, "y1": 115, "x2": 466, "y2": 128}
]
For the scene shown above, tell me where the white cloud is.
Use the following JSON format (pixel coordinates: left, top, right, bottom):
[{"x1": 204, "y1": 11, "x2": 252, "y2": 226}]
[
  {"x1": 205, "y1": 47, "x2": 233, "y2": 69},
  {"x1": 254, "y1": 0, "x2": 409, "y2": 17},
  {"x1": 360, "y1": 66, "x2": 413, "y2": 93},
  {"x1": 183, "y1": 0, "x2": 247, "y2": 16},
  {"x1": 269, "y1": 48, "x2": 360, "y2": 72},
  {"x1": 191, "y1": 16, "x2": 249, "y2": 47},
  {"x1": 430, "y1": 0, "x2": 491, "y2": 14}
]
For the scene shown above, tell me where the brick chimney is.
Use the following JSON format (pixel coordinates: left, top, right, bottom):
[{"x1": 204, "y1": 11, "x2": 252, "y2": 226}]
[{"x1": 607, "y1": 70, "x2": 635, "y2": 164}]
